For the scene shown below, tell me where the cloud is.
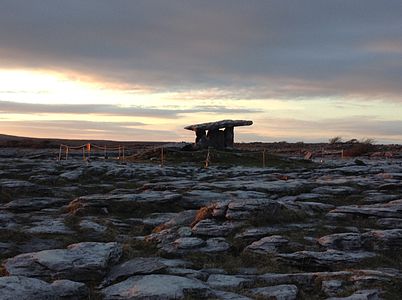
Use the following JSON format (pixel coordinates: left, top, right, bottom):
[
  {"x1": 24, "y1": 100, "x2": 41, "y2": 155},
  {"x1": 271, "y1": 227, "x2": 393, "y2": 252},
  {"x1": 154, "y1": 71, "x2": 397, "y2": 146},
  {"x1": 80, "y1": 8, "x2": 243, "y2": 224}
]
[
  {"x1": 1, "y1": 115, "x2": 401, "y2": 144},
  {"x1": 0, "y1": 100, "x2": 261, "y2": 117},
  {"x1": 0, "y1": 119, "x2": 180, "y2": 141},
  {"x1": 254, "y1": 116, "x2": 402, "y2": 143},
  {"x1": 0, "y1": 1, "x2": 401, "y2": 101}
]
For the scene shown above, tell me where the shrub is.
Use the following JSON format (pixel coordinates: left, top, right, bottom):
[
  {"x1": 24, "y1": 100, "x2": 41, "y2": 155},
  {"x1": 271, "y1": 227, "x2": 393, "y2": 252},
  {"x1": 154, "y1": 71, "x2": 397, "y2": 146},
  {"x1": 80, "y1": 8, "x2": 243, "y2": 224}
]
[
  {"x1": 191, "y1": 206, "x2": 214, "y2": 227},
  {"x1": 329, "y1": 136, "x2": 343, "y2": 144}
]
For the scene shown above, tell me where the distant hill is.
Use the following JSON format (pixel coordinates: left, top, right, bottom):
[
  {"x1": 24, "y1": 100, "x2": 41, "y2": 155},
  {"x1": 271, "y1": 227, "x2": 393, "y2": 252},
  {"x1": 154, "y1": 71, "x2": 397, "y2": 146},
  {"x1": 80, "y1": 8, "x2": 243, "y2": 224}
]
[{"x1": 0, "y1": 133, "x2": 166, "y2": 149}]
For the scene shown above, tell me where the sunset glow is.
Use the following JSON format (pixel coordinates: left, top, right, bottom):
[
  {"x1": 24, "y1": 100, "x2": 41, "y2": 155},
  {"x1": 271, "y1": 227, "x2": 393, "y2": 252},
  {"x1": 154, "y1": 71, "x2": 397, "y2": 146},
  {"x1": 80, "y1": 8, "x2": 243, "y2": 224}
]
[{"x1": 0, "y1": 1, "x2": 401, "y2": 143}]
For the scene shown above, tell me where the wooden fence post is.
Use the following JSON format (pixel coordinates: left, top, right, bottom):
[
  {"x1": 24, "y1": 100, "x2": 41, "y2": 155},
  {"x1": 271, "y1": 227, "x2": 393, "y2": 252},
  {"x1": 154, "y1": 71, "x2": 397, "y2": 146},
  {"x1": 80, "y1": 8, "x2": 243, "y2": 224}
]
[
  {"x1": 58, "y1": 145, "x2": 62, "y2": 161},
  {"x1": 205, "y1": 149, "x2": 211, "y2": 168},
  {"x1": 262, "y1": 149, "x2": 266, "y2": 168}
]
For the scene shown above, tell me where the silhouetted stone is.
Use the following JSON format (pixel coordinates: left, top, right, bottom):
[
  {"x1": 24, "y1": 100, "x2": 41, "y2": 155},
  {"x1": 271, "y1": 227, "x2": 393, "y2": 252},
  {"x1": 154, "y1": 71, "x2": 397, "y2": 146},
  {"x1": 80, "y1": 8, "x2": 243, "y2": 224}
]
[{"x1": 185, "y1": 119, "x2": 252, "y2": 149}]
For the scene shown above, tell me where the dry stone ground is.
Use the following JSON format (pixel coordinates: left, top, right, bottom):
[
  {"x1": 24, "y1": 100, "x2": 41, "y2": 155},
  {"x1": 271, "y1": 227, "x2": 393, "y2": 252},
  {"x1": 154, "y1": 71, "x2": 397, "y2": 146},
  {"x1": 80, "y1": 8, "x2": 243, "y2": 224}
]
[{"x1": 0, "y1": 149, "x2": 402, "y2": 299}]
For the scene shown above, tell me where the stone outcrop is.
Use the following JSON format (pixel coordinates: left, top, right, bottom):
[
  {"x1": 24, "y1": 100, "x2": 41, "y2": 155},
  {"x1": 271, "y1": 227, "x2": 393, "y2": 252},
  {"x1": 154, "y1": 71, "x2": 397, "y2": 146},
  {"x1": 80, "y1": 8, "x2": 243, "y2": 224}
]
[{"x1": 1, "y1": 149, "x2": 402, "y2": 298}]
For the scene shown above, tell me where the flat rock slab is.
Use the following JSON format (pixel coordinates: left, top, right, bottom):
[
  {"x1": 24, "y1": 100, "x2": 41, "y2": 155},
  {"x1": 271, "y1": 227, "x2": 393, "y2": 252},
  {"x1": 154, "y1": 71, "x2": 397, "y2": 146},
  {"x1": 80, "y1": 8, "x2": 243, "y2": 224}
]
[
  {"x1": 249, "y1": 284, "x2": 298, "y2": 300},
  {"x1": 225, "y1": 198, "x2": 283, "y2": 220},
  {"x1": 319, "y1": 229, "x2": 402, "y2": 251},
  {"x1": 102, "y1": 257, "x2": 168, "y2": 287},
  {"x1": 205, "y1": 180, "x2": 305, "y2": 194},
  {"x1": 192, "y1": 219, "x2": 238, "y2": 237},
  {"x1": 68, "y1": 191, "x2": 182, "y2": 215},
  {"x1": 143, "y1": 212, "x2": 179, "y2": 227},
  {"x1": 79, "y1": 218, "x2": 108, "y2": 233},
  {"x1": 235, "y1": 226, "x2": 284, "y2": 240},
  {"x1": 377, "y1": 218, "x2": 402, "y2": 228},
  {"x1": 326, "y1": 289, "x2": 381, "y2": 300},
  {"x1": 3, "y1": 242, "x2": 122, "y2": 281},
  {"x1": 278, "y1": 250, "x2": 376, "y2": 268},
  {"x1": 184, "y1": 120, "x2": 253, "y2": 131},
  {"x1": 3, "y1": 197, "x2": 68, "y2": 212},
  {"x1": 318, "y1": 233, "x2": 363, "y2": 250},
  {"x1": 258, "y1": 271, "x2": 351, "y2": 287},
  {"x1": 165, "y1": 267, "x2": 207, "y2": 281},
  {"x1": 213, "y1": 290, "x2": 252, "y2": 300},
  {"x1": 174, "y1": 237, "x2": 206, "y2": 249},
  {"x1": 196, "y1": 237, "x2": 231, "y2": 253},
  {"x1": 101, "y1": 274, "x2": 212, "y2": 299},
  {"x1": 181, "y1": 190, "x2": 231, "y2": 208},
  {"x1": 329, "y1": 199, "x2": 402, "y2": 219},
  {"x1": 25, "y1": 218, "x2": 75, "y2": 235},
  {"x1": 0, "y1": 276, "x2": 88, "y2": 300},
  {"x1": 321, "y1": 279, "x2": 345, "y2": 297},
  {"x1": 312, "y1": 186, "x2": 357, "y2": 196},
  {"x1": 245, "y1": 235, "x2": 289, "y2": 254},
  {"x1": 207, "y1": 274, "x2": 254, "y2": 290},
  {"x1": 17, "y1": 238, "x2": 64, "y2": 253},
  {"x1": 0, "y1": 179, "x2": 36, "y2": 194},
  {"x1": 362, "y1": 229, "x2": 402, "y2": 250}
]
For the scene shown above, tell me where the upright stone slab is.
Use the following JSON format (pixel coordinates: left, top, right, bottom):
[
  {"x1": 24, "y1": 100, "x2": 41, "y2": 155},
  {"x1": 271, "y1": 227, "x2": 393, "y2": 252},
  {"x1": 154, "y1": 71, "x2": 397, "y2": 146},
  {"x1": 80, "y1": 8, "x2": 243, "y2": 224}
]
[
  {"x1": 224, "y1": 127, "x2": 234, "y2": 148},
  {"x1": 207, "y1": 129, "x2": 225, "y2": 149}
]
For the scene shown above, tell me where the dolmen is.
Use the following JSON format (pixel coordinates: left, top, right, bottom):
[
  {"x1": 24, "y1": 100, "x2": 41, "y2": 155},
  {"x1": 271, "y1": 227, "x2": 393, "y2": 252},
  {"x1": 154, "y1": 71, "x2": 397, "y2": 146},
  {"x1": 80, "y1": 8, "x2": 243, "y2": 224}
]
[{"x1": 185, "y1": 119, "x2": 253, "y2": 149}]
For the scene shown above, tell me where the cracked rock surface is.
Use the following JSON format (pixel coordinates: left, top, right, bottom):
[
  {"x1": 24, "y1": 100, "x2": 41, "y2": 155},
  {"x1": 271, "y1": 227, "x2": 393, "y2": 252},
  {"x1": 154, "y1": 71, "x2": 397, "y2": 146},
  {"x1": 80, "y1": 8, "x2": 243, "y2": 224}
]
[{"x1": 1, "y1": 150, "x2": 402, "y2": 299}]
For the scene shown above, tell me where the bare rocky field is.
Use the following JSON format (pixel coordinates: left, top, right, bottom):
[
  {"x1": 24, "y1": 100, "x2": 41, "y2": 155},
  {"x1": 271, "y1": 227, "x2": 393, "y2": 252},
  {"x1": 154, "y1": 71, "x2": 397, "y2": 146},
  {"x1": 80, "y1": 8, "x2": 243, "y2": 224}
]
[{"x1": 1, "y1": 148, "x2": 402, "y2": 299}]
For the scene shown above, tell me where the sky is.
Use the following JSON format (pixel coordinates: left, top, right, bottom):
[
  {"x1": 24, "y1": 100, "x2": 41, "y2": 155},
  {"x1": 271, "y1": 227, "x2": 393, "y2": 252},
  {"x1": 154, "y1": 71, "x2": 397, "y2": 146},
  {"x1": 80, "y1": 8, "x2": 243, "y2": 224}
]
[{"x1": 0, "y1": 1, "x2": 401, "y2": 143}]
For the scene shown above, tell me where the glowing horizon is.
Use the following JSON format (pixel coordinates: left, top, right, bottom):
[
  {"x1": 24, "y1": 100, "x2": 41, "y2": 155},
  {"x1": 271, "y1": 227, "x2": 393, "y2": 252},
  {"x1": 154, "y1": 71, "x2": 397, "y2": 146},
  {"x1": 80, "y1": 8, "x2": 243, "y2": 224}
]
[
  {"x1": 1, "y1": 68, "x2": 401, "y2": 144},
  {"x1": 0, "y1": 2, "x2": 401, "y2": 144}
]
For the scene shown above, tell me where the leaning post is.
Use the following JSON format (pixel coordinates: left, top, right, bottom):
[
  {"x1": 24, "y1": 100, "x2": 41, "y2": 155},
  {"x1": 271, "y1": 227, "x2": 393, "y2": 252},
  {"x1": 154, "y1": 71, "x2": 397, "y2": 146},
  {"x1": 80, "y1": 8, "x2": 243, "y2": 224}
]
[
  {"x1": 262, "y1": 149, "x2": 266, "y2": 168},
  {"x1": 58, "y1": 145, "x2": 62, "y2": 161}
]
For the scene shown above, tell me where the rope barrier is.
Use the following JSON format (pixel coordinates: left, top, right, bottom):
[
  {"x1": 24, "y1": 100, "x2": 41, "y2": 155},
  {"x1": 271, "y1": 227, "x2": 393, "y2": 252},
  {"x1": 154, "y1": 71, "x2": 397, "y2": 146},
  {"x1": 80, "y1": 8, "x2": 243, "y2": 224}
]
[
  {"x1": 58, "y1": 143, "x2": 126, "y2": 161},
  {"x1": 57, "y1": 143, "x2": 277, "y2": 170}
]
